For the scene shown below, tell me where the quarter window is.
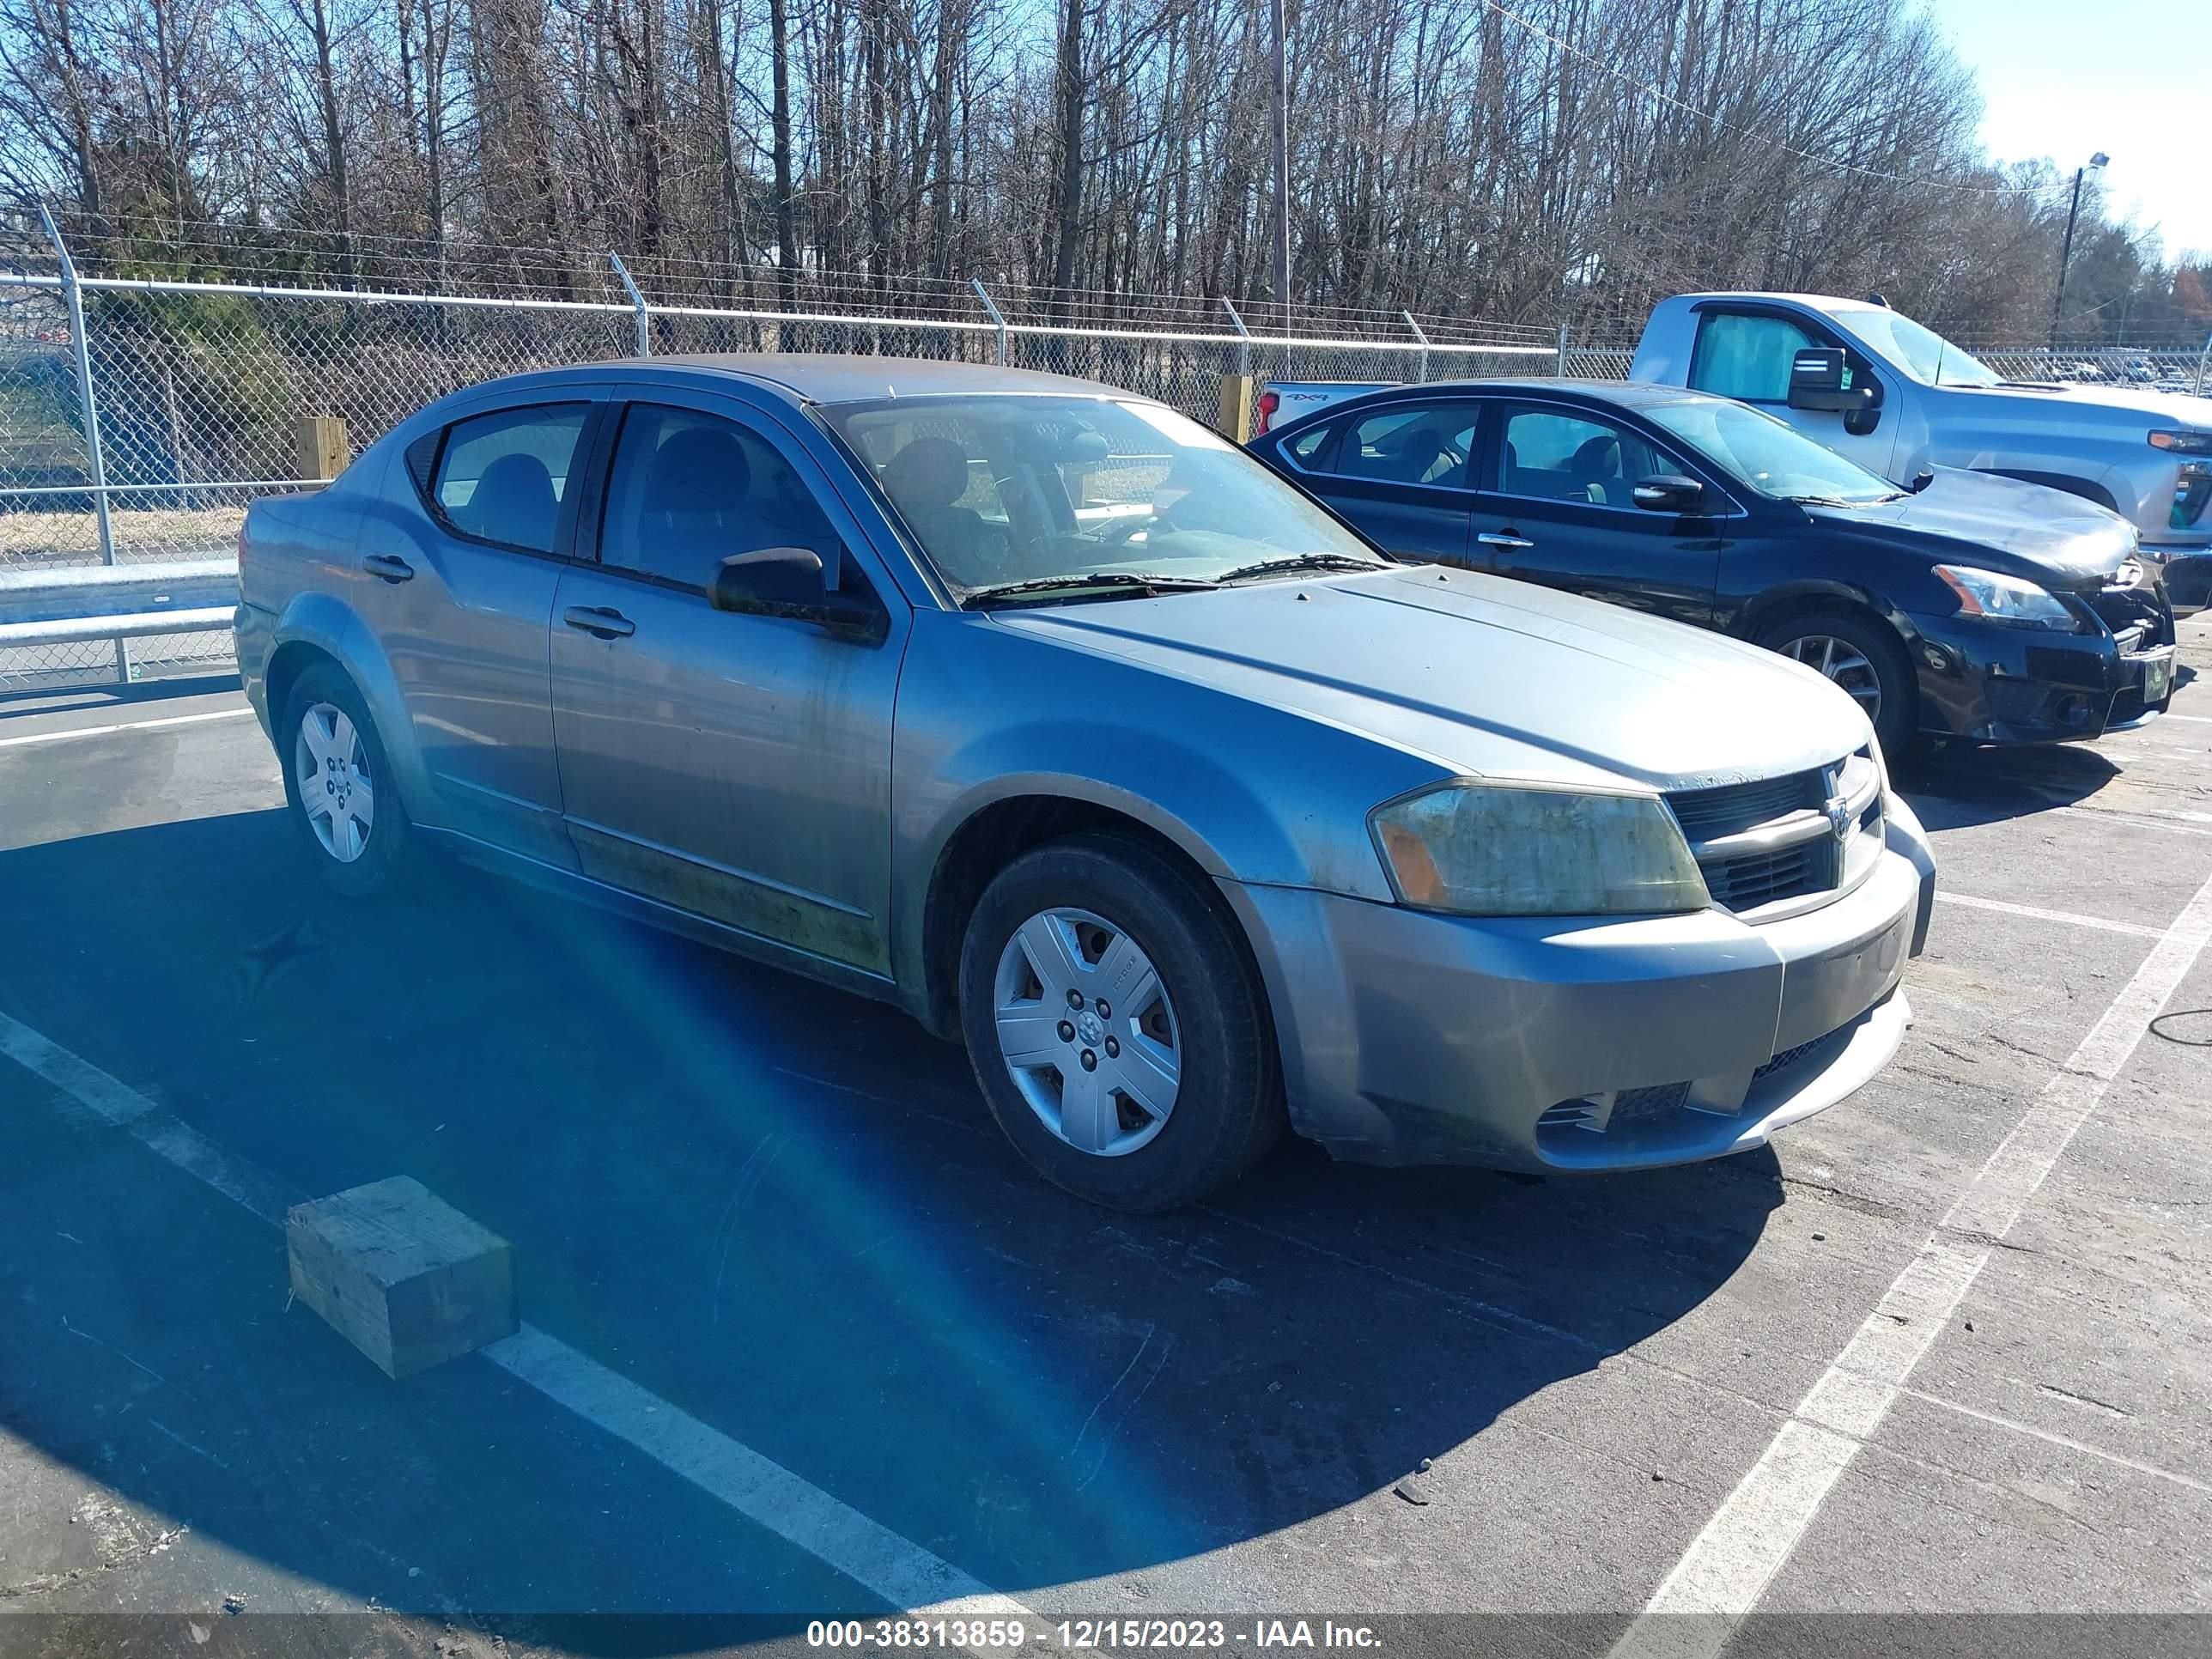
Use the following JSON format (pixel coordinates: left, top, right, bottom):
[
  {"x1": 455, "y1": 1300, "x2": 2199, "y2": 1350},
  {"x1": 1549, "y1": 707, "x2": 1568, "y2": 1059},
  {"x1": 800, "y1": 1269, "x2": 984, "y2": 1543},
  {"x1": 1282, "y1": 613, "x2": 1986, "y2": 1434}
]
[
  {"x1": 431, "y1": 404, "x2": 590, "y2": 554},
  {"x1": 1498, "y1": 408, "x2": 1676, "y2": 509},
  {"x1": 599, "y1": 404, "x2": 841, "y2": 590},
  {"x1": 1321, "y1": 403, "x2": 1481, "y2": 487},
  {"x1": 1687, "y1": 313, "x2": 1819, "y2": 403}
]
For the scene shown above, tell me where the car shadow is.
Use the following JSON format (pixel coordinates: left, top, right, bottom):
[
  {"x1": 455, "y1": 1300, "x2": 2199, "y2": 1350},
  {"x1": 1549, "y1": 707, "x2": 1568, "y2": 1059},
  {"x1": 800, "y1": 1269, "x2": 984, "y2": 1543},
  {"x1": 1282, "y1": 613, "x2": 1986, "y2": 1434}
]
[
  {"x1": 0, "y1": 808, "x2": 1783, "y2": 1643},
  {"x1": 1890, "y1": 739, "x2": 2119, "y2": 830}
]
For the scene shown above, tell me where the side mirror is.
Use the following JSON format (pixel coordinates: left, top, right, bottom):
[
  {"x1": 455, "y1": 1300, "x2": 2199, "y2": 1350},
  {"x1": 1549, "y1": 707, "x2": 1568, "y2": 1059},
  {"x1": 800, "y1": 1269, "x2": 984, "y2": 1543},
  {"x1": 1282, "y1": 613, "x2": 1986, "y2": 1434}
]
[
  {"x1": 1786, "y1": 347, "x2": 1881, "y2": 416},
  {"x1": 710, "y1": 546, "x2": 885, "y2": 641},
  {"x1": 1632, "y1": 474, "x2": 1709, "y2": 515}
]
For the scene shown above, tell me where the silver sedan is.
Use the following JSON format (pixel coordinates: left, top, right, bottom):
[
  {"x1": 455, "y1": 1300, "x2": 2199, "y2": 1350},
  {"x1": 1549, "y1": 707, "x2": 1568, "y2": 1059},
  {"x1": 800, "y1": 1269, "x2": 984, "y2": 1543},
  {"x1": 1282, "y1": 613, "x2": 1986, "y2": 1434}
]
[{"x1": 235, "y1": 356, "x2": 1936, "y2": 1210}]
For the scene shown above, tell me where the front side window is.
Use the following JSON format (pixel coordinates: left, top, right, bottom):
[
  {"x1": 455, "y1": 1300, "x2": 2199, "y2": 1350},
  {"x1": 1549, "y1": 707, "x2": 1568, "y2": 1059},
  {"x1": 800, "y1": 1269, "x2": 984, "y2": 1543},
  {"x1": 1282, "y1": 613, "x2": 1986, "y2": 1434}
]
[
  {"x1": 1324, "y1": 403, "x2": 1481, "y2": 487},
  {"x1": 431, "y1": 404, "x2": 590, "y2": 553},
  {"x1": 1498, "y1": 408, "x2": 1676, "y2": 509},
  {"x1": 599, "y1": 404, "x2": 840, "y2": 590},
  {"x1": 1687, "y1": 313, "x2": 1819, "y2": 404},
  {"x1": 820, "y1": 394, "x2": 1384, "y2": 596}
]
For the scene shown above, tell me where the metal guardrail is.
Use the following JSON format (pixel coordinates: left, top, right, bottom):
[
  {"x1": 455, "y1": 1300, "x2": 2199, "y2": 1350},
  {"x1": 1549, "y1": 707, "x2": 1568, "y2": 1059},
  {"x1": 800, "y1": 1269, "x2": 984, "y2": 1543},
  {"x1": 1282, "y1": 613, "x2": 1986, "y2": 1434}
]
[{"x1": 0, "y1": 559, "x2": 238, "y2": 649}]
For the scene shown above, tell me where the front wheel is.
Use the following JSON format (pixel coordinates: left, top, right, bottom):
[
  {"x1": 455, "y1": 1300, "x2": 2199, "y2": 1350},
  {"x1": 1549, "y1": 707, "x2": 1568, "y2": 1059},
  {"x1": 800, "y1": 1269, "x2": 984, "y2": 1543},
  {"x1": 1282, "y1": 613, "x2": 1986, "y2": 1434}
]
[
  {"x1": 1757, "y1": 611, "x2": 1917, "y2": 757},
  {"x1": 957, "y1": 833, "x2": 1285, "y2": 1211}
]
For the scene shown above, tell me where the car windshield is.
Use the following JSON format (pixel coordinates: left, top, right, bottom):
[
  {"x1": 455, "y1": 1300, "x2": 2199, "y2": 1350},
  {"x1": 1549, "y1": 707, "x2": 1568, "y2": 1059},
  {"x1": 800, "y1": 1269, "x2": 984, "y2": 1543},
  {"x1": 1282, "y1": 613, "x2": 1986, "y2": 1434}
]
[
  {"x1": 817, "y1": 393, "x2": 1386, "y2": 600},
  {"x1": 1644, "y1": 398, "x2": 1905, "y2": 505},
  {"x1": 1834, "y1": 308, "x2": 1999, "y2": 388}
]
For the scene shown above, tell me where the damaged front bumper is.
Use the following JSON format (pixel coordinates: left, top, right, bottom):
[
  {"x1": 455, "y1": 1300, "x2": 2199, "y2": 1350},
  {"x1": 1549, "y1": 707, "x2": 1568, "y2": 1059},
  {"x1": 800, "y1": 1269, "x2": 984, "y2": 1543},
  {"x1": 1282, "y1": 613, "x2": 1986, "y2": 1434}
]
[{"x1": 1221, "y1": 797, "x2": 1936, "y2": 1173}]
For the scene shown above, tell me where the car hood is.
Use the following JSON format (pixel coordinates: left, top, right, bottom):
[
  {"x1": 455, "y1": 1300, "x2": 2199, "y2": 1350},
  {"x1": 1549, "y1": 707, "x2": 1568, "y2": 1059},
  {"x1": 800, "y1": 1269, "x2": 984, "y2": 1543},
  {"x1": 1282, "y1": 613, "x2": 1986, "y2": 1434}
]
[
  {"x1": 1800, "y1": 466, "x2": 2136, "y2": 587},
  {"x1": 988, "y1": 567, "x2": 1871, "y2": 793},
  {"x1": 1943, "y1": 379, "x2": 2212, "y2": 428}
]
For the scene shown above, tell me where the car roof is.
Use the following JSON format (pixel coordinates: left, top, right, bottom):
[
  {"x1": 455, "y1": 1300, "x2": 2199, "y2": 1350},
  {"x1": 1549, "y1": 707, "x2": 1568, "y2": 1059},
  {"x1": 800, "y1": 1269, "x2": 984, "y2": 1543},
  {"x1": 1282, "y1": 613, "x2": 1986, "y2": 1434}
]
[
  {"x1": 1672, "y1": 290, "x2": 1888, "y2": 314},
  {"x1": 567, "y1": 353, "x2": 1128, "y2": 406},
  {"x1": 1281, "y1": 378, "x2": 1727, "y2": 419}
]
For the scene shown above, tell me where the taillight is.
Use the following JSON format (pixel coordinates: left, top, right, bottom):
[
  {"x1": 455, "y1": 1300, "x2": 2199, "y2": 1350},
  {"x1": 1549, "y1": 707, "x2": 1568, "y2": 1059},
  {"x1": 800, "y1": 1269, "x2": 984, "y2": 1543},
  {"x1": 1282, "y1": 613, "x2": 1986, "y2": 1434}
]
[{"x1": 1255, "y1": 390, "x2": 1279, "y2": 436}]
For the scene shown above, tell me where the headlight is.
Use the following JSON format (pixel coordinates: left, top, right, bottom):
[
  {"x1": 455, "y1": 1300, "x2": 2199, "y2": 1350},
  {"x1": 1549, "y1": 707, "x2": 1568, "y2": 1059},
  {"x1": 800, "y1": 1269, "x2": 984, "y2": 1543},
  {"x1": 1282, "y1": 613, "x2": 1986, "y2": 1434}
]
[
  {"x1": 2148, "y1": 429, "x2": 2212, "y2": 455},
  {"x1": 1370, "y1": 781, "x2": 1711, "y2": 917},
  {"x1": 1932, "y1": 564, "x2": 2077, "y2": 630}
]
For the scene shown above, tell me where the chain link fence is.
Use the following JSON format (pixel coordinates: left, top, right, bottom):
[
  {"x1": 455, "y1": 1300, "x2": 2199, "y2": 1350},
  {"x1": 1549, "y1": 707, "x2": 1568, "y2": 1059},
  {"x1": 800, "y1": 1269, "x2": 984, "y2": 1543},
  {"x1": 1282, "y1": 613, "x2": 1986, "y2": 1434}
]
[{"x1": 0, "y1": 223, "x2": 1576, "y2": 691}]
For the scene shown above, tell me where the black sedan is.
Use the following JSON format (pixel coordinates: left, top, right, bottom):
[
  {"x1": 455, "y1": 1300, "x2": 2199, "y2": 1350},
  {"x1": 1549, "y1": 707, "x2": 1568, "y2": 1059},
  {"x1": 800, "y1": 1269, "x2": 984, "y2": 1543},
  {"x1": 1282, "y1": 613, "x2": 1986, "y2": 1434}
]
[{"x1": 1250, "y1": 380, "x2": 2177, "y2": 751}]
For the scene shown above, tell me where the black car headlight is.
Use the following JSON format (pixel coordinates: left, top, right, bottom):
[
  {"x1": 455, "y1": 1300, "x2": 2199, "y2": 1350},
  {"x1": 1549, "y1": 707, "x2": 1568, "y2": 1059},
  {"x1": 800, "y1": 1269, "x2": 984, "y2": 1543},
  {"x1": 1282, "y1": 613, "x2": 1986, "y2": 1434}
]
[{"x1": 1932, "y1": 564, "x2": 2078, "y2": 630}]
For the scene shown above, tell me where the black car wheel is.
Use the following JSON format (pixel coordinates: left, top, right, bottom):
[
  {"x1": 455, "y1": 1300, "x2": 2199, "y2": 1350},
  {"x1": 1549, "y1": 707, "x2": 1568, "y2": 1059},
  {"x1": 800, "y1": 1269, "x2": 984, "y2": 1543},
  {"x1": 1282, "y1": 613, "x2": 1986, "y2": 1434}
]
[
  {"x1": 1757, "y1": 611, "x2": 1917, "y2": 756},
  {"x1": 958, "y1": 832, "x2": 1285, "y2": 1211}
]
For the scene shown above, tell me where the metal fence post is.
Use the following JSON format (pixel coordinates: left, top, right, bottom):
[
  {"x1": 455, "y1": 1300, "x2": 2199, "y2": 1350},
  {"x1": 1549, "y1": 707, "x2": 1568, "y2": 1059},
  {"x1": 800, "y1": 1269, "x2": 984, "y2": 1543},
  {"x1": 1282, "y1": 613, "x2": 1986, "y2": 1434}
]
[
  {"x1": 972, "y1": 279, "x2": 1008, "y2": 366},
  {"x1": 1556, "y1": 323, "x2": 1570, "y2": 379},
  {"x1": 1403, "y1": 310, "x2": 1430, "y2": 384},
  {"x1": 40, "y1": 203, "x2": 127, "y2": 683},
  {"x1": 2197, "y1": 331, "x2": 2211, "y2": 398},
  {"x1": 1221, "y1": 298, "x2": 1253, "y2": 379},
  {"x1": 608, "y1": 252, "x2": 651, "y2": 356}
]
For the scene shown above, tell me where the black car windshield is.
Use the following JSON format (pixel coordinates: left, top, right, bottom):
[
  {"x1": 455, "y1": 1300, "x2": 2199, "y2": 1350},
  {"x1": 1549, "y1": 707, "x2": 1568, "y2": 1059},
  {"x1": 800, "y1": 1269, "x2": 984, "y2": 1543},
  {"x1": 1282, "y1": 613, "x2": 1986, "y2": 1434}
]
[
  {"x1": 818, "y1": 394, "x2": 1386, "y2": 599},
  {"x1": 1836, "y1": 308, "x2": 1999, "y2": 388},
  {"x1": 1644, "y1": 398, "x2": 1904, "y2": 506}
]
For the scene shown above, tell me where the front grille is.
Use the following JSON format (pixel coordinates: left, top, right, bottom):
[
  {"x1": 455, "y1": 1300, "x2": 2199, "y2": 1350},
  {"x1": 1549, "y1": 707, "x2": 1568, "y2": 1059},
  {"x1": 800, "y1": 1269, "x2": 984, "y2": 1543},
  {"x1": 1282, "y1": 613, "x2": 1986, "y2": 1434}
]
[
  {"x1": 1704, "y1": 842, "x2": 1821, "y2": 909},
  {"x1": 1667, "y1": 754, "x2": 1876, "y2": 916},
  {"x1": 1667, "y1": 770, "x2": 1821, "y2": 840},
  {"x1": 2089, "y1": 575, "x2": 2174, "y2": 649}
]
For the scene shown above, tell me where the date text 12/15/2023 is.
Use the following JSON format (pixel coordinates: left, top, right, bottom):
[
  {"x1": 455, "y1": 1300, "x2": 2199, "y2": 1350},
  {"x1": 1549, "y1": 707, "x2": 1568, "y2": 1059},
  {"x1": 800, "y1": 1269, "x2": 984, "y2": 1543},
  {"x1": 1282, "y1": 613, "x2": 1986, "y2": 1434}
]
[{"x1": 805, "y1": 1619, "x2": 1384, "y2": 1650}]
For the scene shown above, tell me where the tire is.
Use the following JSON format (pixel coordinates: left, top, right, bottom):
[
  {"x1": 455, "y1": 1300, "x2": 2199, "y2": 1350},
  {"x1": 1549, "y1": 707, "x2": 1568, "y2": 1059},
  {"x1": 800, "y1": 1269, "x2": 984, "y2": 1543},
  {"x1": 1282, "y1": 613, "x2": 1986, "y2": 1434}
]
[
  {"x1": 278, "y1": 662, "x2": 410, "y2": 897},
  {"x1": 957, "y1": 832, "x2": 1285, "y2": 1212},
  {"x1": 1756, "y1": 610, "x2": 1918, "y2": 757}
]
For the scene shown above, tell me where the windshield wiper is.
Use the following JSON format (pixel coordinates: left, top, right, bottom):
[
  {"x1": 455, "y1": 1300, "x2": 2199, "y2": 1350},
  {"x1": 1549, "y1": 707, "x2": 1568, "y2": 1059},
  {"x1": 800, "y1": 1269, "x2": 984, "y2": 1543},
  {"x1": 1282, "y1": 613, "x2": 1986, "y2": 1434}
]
[
  {"x1": 964, "y1": 571, "x2": 1219, "y2": 609},
  {"x1": 1790, "y1": 493, "x2": 1907, "y2": 508},
  {"x1": 1213, "y1": 552, "x2": 1386, "y2": 584}
]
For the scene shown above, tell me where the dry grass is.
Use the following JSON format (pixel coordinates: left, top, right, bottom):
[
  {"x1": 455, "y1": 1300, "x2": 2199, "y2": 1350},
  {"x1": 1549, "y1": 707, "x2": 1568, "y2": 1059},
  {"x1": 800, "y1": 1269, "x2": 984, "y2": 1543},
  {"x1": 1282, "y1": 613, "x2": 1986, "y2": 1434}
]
[{"x1": 0, "y1": 502, "x2": 246, "y2": 568}]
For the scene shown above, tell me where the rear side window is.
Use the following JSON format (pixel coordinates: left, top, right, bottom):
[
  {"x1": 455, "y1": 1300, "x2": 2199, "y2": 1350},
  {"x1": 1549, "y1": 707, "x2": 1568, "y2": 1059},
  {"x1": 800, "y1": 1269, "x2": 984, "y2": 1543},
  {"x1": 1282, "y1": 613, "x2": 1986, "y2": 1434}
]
[
  {"x1": 1284, "y1": 422, "x2": 1336, "y2": 467},
  {"x1": 1687, "y1": 313, "x2": 1817, "y2": 403},
  {"x1": 599, "y1": 404, "x2": 841, "y2": 591},
  {"x1": 430, "y1": 404, "x2": 590, "y2": 554},
  {"x1": 1320, "y1": 402, "x2": 1481, "y2": 486}
]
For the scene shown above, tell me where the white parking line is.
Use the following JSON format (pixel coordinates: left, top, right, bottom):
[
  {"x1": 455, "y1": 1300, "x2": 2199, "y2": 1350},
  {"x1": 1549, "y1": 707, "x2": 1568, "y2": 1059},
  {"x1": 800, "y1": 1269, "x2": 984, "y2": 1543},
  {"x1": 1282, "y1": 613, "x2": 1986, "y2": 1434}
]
[
  {"x1": 0, "y1": 1007, "x2": 1070, "y2": 1651},
  {"x1": 1612, "y1": 862, "x2": 2212, "y2": 1657},
  {"x1": 2161, "y1": 714, "x2": 2212, "y2": 725},
  {"x1": 1933, "y1": 890, "x2": 2166, "y2": 939},
  {"x1": 0, "y1": 708, "x2": 253, "y2": 749}
]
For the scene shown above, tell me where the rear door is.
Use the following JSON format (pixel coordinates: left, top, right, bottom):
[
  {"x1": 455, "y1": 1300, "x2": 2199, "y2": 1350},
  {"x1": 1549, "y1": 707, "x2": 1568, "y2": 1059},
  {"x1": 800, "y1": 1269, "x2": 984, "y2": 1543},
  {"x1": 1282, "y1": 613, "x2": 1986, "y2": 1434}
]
[
  {"x1": 355, "y1": 392, "x2": 607, "y2": 865},
  {"x1": 547, "y1": 385, "x2": 907, "y2": 975},
  {"x1": 1468, "y1": 399, "x2": 1727, "y2": 628},
  {"x1": 1281, "y1": 397, "x2": 1485, "y2": 562}
]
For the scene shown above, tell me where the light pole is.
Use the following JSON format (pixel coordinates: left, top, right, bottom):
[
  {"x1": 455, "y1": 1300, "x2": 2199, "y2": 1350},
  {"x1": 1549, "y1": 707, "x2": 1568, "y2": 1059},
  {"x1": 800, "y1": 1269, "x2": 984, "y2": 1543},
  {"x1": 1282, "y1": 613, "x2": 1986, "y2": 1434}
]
[
  {"x1": 1269, "y1": 0, "x2": 1291, "y2": 328},
  {"x1": 2049, "y1": 151, "x2": 2107, "y2": 351}
]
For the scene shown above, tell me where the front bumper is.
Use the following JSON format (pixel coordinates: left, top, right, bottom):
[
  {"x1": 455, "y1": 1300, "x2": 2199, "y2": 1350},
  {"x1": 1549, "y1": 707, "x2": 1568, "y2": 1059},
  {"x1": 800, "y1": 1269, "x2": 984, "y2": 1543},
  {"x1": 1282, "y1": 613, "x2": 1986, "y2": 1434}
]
[
  {"x1": 1220, "y1": 805, "x2": 1936, "y2": 1173},
  {"x1": 1905, "y1": 607, "x2": 2174, "y2": 744}
]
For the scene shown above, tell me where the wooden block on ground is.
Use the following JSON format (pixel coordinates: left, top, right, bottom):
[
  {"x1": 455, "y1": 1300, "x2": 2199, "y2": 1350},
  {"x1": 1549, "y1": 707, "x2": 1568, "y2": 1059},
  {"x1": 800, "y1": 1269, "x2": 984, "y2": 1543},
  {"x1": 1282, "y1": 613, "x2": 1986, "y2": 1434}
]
[{"x1": 286, "y1": 1176, "x2": 515, "y2": 1378}]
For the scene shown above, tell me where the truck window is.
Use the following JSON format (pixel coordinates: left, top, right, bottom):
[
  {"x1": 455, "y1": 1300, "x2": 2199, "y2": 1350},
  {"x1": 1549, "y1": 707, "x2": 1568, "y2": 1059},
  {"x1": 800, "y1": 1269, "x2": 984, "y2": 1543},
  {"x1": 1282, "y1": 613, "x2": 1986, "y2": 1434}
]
[{"x1": 1687, "y1": 313, "x2": 1817, "y2": 404}]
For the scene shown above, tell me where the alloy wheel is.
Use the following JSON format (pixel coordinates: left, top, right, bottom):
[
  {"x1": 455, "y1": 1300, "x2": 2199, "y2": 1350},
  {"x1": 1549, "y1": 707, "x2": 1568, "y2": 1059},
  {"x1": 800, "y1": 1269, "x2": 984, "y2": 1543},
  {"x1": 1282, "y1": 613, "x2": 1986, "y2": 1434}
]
[
  {"x1": 992, "y1": 907, "x2": 1182, "y2": 1157},
  {"x1": 295, "y1": 701, "x2": 376, "y2": 863},
  {"x1": 1782, "y1": 634, "x2": 1883, "y2": 718}
]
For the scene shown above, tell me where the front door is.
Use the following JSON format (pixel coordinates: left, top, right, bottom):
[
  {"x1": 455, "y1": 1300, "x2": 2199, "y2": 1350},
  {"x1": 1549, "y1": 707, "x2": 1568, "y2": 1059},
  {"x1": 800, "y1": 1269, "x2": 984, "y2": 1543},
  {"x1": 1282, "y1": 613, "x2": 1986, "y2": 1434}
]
[
  {"x1": 1468, "y1": 401, "x2": 1725, "y2": 629},
  {"x1": 1684, "y1": 307, "x2": 1900, "y2": 480},
  {"x1": 548, "y1": 389, "x2": 906, "y2": 975},
  {"x1": 1291, "y1": 398, "x2": 1484, "y2": 563}
]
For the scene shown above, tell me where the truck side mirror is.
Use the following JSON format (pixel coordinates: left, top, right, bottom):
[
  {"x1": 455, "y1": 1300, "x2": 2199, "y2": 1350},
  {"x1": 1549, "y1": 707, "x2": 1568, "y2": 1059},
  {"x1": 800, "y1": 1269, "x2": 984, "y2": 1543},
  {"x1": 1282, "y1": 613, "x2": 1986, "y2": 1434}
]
[{"x1": 1788, "y1": 347, "x2": 1883, "y2": 434}]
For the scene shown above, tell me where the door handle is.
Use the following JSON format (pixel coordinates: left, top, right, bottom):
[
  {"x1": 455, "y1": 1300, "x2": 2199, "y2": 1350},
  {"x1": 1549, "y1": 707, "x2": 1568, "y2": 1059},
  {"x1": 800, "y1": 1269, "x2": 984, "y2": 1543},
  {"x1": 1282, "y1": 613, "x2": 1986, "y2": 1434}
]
[
  {"x1": 362, "y1": 554, "x2": 414, "y2": 583},
  {"x1": 563, "y1": 605, "x2": 635, "y2": 640},
  {"x1": 1477, "y1": 532, "x2": 1535, "y2": 551}
]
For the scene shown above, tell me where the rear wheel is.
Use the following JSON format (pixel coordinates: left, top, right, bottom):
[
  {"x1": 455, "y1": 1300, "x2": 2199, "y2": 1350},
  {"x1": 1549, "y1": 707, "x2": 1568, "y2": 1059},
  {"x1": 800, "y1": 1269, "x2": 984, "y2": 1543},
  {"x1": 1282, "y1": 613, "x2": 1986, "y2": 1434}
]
[
  {"x1": 1757, "y1": 611, "x2": 1917, "y2": 756},
  {"x1": 280, "y1": 663, "x2": 409, "y2": 896},
  {"x1": 958, "y1": 833, "x2": 1284, "y2": 1211}
]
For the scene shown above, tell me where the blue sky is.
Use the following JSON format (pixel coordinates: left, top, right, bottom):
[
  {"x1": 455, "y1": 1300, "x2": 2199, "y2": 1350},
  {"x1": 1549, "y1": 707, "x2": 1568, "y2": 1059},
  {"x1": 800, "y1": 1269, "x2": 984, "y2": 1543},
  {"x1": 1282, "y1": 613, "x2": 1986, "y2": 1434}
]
[{"x1": 1923, "y1": 0, "x2": 2212, "y2": 260}]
